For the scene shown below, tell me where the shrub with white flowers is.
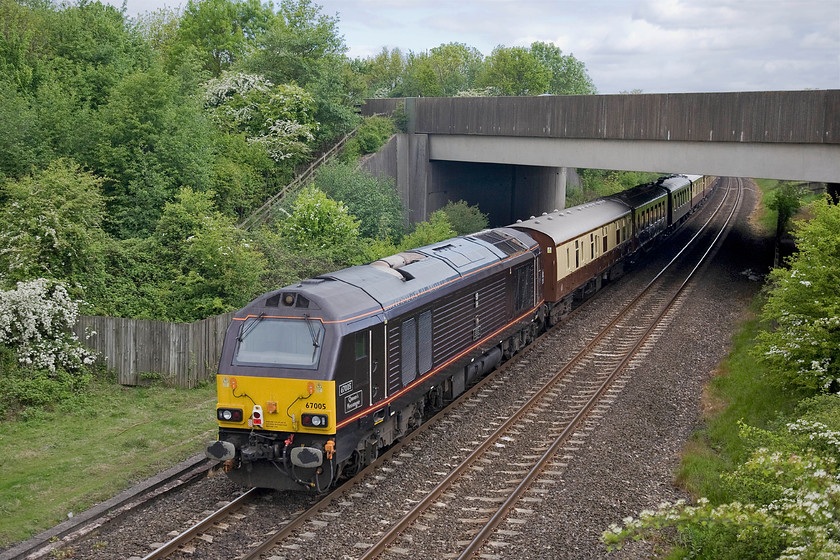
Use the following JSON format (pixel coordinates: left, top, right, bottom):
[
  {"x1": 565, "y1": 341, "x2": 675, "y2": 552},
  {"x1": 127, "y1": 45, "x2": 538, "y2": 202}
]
[
  {"x1": 203, "y1": 71, "x2": 317, "y2": 162},
  {"x1": 0, "y1": 279, "x2": 97, "y2": 372},
  {"x1": 603, "y1": 414, "x2": 840, "y2": 559},
  {"x1": 753, "y1": 199, "x2": 840, "y2": 393}
]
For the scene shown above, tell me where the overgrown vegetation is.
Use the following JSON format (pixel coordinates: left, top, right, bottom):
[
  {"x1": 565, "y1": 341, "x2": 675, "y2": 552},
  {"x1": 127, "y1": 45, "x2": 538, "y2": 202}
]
[{"x1": 603, "y1": 189, "x2": 840, "y2": 559}]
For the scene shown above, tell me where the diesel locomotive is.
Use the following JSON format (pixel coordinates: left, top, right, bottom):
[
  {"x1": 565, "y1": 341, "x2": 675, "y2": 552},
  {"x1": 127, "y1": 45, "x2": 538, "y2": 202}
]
[{"x1": 206, "y1": 174, "x2": 715, "y2": 491}]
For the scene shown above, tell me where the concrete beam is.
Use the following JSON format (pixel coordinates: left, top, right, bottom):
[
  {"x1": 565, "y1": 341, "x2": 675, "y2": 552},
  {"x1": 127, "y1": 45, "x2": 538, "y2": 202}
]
[{"x1": 429, "y1": 135, "x2": 840, "y2": 183}]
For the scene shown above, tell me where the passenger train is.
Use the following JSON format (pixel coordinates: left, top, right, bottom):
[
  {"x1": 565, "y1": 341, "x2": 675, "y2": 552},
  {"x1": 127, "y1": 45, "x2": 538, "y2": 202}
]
[{"x1": 205, "y1": 174, "x2": 716, "y2": 491}]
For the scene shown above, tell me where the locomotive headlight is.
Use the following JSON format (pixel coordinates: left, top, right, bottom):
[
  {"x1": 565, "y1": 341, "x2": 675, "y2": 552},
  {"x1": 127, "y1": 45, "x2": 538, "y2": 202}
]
[
  {"x1": 217, "y1": 408, "x2": 243, "y2": 422},
  {"x1": 301, "y1": 413, "x2": 328, "y2": 428}
]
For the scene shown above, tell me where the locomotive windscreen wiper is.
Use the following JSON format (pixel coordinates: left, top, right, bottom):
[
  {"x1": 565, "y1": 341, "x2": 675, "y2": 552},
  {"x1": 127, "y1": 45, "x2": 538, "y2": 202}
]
[
  {"x1": 304, "y1": 314, "x2": 320, "y2": 361},
  {"x1": 304, "y1": 314, "x2": 320, "y2": 348},
  {"x1": 237, "y1": 312, "x2": 265, "y2": 342}
]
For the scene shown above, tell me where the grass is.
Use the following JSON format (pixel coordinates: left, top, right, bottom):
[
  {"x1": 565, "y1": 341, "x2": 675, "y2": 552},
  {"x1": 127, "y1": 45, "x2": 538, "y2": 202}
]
[{"x1": 0, "y1": 377, "x2": 217, "y2": 547}]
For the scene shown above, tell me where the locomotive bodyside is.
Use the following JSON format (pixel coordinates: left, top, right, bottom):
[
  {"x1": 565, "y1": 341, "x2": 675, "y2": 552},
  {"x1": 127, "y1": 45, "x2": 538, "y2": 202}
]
[{"x1": 207, "y1": 228, "x2": 542, "y2": 490}]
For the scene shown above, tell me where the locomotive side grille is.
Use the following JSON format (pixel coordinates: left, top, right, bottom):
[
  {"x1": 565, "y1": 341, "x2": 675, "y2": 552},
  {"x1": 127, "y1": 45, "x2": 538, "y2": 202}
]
[
  {"x1": 433, "y1": 295, "x2": 476, "y2": 362},
  {"x1": 401, "y1": 318, "x2": 418, "y2": 385},
  {"x1": 433, "y1": 275, "x2": 508, "y2": 364},
  {"x1": 478, "y1": 277, "x2": 508, "y2": 333},
  {"x1": 387, "y1": 325, "x2": 402, "y2": 395}
]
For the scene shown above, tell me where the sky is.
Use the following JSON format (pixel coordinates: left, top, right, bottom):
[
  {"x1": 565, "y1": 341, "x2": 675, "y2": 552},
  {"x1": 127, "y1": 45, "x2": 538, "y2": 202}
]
[{"x1": 111, "y1": 0, "x2": 840, "y2": 94}]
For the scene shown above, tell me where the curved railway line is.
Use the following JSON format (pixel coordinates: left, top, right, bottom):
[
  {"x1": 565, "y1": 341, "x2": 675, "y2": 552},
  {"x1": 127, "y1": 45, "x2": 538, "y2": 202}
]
[{"x1": 129, "y1": 177, "x2": 744, "y2": 560}]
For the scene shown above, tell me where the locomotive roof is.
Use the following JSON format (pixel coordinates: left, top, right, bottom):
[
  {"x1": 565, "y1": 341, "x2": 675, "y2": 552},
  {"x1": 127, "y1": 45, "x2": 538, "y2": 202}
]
[
  {"x1": 242, "y1": 227, "x2": 536, "y2": 324},
  {"x1": 509, "y1": 198, "x2": 630, "y2": 245}
]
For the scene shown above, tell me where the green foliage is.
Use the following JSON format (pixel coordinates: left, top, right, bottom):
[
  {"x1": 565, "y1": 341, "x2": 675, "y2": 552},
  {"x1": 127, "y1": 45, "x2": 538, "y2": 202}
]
[
  {"x1": 174, "y1": 0, "x2": 272, "y2": 76},
  {"x1": 154, "y1": 187, "x2": 266, "y2": 321},
  {"x1": 313, "y1": 161, "x2": 405, "y2": 241},
  {"x1": 2, "y1": 361, "x2": 93, "y2": 416},
  {"x1": 244, "y1": 0, "x2": 358, "y2": 142},
  {"x1": 92, "y1": 62, "x2": 218, "y2": 238},
  {"x1": 767, "y1": 181, "x2": 803, "y2": 235},
  {"x1": 0, "y1": 159, "x2": 107, "y2": 289},
  {"x1": 753, "y1": 199, "x2": 840, "y2": 393},
  {"x1": 476, "y1": 45, "x2": 550, "y2": 96},
  {"x1": 280, "y1": 184, "x2": 361, "y2": 252},
  {"x1": 608, "y1": 199, "x2": 840, "y2": 559},
  {"x1": 529, "y1": 41, "x2": 597, "y2": 95},
  {"x1": 439, "y1": 200, "x2": 489, "y2": 236},
  {"x1": 357, "y1": 47, "x2": 407, "y2": 98},
  {"x1": 604, "y1": 404, "x2": 840, "y2": 559},
  {"x1": 341, "y1": 115, "x2": 396, "y2": 160},
  {"x1": 399, "y1": 210, "x2": 456, "y2": 250},
  {"x1": 204, "y1": 71, "x2": 317, "y2": 163}
]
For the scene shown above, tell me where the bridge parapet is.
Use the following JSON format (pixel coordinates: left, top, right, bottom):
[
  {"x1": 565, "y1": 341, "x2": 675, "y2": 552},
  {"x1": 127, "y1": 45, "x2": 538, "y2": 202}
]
[{"x1": 363, "y1": 91, "x2": 839, "y2": 145}]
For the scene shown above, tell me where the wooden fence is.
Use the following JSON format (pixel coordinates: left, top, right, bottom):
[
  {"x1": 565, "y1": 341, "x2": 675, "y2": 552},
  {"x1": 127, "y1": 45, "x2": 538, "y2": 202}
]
[{"x1": 73, "y1": 312, "x2": 234, "y2": 387}]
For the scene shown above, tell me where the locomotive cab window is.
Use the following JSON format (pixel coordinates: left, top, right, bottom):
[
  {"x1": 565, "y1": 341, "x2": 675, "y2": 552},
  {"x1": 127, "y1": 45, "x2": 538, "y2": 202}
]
[
  {"x1": 355, "y1": 331, "x2": 368, "y2": 360},
  {"x1": 233, "y1": 317, "x2": 325, "y2": 368}
]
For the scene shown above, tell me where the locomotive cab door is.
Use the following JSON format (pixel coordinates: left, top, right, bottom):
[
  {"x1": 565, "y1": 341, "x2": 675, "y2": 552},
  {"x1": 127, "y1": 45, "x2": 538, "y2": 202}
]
[{"x1": 351, "y1": 323, "x2": 387, "y2": 410}]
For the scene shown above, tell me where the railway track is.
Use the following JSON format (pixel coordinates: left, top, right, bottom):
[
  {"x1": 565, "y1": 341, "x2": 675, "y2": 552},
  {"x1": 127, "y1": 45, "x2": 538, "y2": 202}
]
[{"x1": 137, "y1": 177, "x2": 742, "y2": 560}]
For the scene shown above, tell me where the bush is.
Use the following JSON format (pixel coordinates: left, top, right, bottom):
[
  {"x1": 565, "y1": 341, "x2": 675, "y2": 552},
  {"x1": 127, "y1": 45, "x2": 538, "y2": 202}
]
[
  {"x1": 341, "y1": 115, "x2": 396, "y2": 161},
  {"x1": 439, "y1": 200, "x2": 488, "y2": 236},
  {"x1": 314, "y1": 161, "x2": 405, "y2": 241},
  {"x1": 0, "y1": 279, "x2": 96, "y2": 373}
]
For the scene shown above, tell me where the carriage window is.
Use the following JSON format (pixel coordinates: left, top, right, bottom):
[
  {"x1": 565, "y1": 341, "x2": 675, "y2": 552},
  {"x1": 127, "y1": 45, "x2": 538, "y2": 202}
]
[{"x1": 233, "y1": 317, "x2": 324, "y2": 369}]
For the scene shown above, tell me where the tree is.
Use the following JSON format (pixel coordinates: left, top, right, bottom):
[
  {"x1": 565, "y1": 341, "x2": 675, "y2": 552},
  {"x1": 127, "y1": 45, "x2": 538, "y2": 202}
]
[
  {"x1": 174, "y1": 0, "x2": 273, "y2": 76},
  {"x1": 476, "y1": 45, "x2": 550, "y2": 96},
  {"x1": 0, "y1": 159, "x2": 108, "y2": 290},
  {"x1": 203, "y1": 71, "x2": 317, "y2": 163},
  {"x1": 280, "y1": 184, "x2": 361, "y2": 252},
  {"x1": 355, "y1": 47, "x2": 406, "y2": 98},
  {"x1": 440, "y1": 200, "x2": 489, "y2": 236},
  {"x1": 313, "y1": 160, "x2": 405, "y2": 241},
  {"x1": 426, "y1": 43, "x2": 483, "y2": 96},
  {"x1": 92, "y1": 63, "x2": 217, "y2": 238},
  {"x1": 753, "y1": 198, "x2": 840, "y2": 393},
  {"x1": 399, "y1": 210, "x2": 456, "y2": 250},
  {"x1": 529, "y1": 41, "x2": 596, "y2": 95},
  {"x1": 153, "y1": 187, "x2": 266, "y2": 321},
  {"x1": 244, "y1": 0, "x2": 358, "y2": 142}
]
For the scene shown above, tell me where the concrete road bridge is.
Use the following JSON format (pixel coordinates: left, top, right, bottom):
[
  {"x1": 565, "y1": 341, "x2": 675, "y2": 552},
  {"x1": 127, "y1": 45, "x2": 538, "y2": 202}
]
[{"x1": 361, "y1": 91, "x2": 839, "y2": 226}]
